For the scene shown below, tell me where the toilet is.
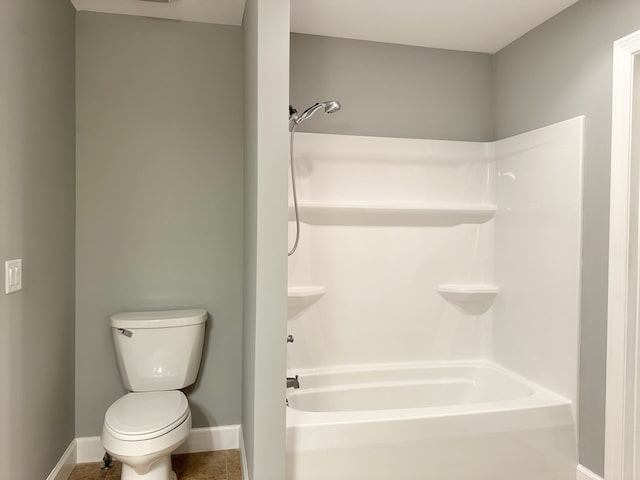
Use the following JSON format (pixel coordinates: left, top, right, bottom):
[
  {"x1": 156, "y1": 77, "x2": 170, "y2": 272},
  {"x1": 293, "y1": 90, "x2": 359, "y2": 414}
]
[{"x1": 101, "y1": 309, "x2": 207, "y2": 480}]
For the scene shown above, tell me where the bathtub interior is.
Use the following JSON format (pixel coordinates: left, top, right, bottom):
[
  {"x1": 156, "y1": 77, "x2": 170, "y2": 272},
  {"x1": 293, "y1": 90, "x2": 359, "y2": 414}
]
[
  {"x1": 287, "y1": 118, "x2": 583, "y2": 418},
  {"x1": 287, "y1": 363, "x2": 536, "y2": 413}
]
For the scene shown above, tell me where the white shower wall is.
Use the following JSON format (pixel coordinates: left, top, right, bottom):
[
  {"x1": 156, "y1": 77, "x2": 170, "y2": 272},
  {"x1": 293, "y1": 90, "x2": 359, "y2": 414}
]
[
  {"x1": 492, "y1": 118, "x2": 583, "y2": 410},
  {"x1": 287, "y1": 117, "x2": 582, "y2": 408},
  {"x1": 288, "y1": 135, "x2": 495, "y2": 367},
  {"x1": 288, "y1": 133, "x2": 492, "y2": 204}
]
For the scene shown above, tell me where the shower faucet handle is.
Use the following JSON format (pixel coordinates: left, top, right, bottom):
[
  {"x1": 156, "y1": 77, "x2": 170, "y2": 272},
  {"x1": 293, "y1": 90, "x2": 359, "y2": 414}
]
[{"x1": 287, "y1": 334, "x2": 295, "y2": 343}]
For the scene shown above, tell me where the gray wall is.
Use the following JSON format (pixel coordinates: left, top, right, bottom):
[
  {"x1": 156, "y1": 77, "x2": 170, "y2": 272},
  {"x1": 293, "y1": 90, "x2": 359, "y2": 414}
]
[
  {"x1": 290, "y1": 34, "x2": 493, "y2": 141},
  {"x1": 0, "y1": 1, "x2": 76, "y2": 478},
  {"x1": 493, "y1": 0, "x2": 640, "y2": 474},
  {"x1": 242, "y1": 0, "x2": 289, "y2": 478},
  {"x1": 76, "y1": 12, "x2": 244, "y2": 436}
]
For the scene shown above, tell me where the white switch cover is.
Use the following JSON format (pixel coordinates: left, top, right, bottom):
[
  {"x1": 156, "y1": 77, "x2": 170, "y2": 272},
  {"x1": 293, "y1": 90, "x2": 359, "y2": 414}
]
[{"x1": 5, "y1": 259, "x2": 22, "y2": 294}]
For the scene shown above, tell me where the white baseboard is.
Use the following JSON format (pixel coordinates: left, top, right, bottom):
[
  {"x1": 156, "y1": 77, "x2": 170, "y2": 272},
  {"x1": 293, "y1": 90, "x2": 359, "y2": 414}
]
[
  {"x1": 175, "y1": 425, "x2": 240, "y2": 454},
  {"x1": 240, "y1": 426, "x2": 249, "y2": 480},
  {"x1": 577, "y1": 464, "x2": 604, "y2": 480},
  {"x1": 45, "y1": 440, "x2": 77, "y2": 480},
  {"x1": 76, "y1": 436, "x2": 106, "y2": 464},
  {"x1": 75, "y1": 425, "x2": 241, "y2": 463}
]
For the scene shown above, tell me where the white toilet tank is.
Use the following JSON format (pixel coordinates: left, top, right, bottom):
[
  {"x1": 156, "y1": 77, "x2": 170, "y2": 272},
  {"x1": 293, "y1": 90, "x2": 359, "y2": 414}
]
[{"x1": 110, "y1": 309, "x2": 207, "y2": 392}]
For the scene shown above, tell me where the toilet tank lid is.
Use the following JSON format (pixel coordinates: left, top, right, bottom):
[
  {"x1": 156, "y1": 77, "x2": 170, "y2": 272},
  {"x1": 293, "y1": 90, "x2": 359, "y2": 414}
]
[{"x1": 110, "y1": 309, "x2": 207, "y2": 329}]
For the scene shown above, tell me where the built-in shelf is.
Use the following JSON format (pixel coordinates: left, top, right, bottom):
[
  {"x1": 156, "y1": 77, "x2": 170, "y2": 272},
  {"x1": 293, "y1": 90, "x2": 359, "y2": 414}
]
[
  {"x1": 288, "y1": 202, "x2": 497, "y2": 226},
  {"x1": 288, "y1": 286, "x2": 327, "y2": 309},
  {"x1": 437, "y1": 284, "x2": 500, "y2": 315}
]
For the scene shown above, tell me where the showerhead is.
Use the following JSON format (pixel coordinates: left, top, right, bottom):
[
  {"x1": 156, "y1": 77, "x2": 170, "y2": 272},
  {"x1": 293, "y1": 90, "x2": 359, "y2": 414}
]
[
  {"x1": 291, "y1": 100, "x2": 342, "y2": 125},
  {"x1": 323, "y1": 100, "x2": 342, "y2": 114}
]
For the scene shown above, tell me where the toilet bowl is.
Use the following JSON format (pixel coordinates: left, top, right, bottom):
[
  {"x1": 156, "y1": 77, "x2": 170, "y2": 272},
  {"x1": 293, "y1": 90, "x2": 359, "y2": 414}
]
[
  {"x1": 102, "y1": 391, "x2": 191, "y2": 480},
  {"x1": 101, "y1": 309, "x2": 207, "y2": 480}
]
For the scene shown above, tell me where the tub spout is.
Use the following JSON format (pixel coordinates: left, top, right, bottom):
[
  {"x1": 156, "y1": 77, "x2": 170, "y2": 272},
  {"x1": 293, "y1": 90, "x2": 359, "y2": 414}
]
[{"x1": 287, "y1": 375, "x2": 300, "y2": 389}]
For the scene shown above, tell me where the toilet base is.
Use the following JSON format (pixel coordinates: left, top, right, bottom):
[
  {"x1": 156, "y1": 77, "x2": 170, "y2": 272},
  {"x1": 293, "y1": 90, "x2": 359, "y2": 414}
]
[{"x1": 121, "y1": 454, "x2": 175, "y2": 480}]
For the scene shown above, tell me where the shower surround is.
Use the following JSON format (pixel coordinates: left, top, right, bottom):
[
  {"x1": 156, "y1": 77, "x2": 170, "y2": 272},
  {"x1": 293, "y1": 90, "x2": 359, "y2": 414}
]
[{"x1": 286, "y1": 117, "x2": 583, "y2": 480}]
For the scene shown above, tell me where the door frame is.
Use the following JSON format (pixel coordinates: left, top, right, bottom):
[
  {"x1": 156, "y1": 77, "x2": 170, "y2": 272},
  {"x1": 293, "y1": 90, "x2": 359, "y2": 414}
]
[{"x1": 606, "y1": 29, "x2": 640, "y2": 480}]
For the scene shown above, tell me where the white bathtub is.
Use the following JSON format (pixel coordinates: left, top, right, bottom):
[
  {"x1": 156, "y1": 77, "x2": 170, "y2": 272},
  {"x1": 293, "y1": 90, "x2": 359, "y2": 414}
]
[{"x1": 286, "y1": 362, "x2": 577, "y2": 480}]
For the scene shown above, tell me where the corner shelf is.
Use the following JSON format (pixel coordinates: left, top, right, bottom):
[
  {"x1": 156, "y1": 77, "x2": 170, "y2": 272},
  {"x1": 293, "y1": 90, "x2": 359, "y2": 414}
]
[
  {"x1": 288, "y1": 286, "x2": 327, "y2": 309},
  {"x1": 437, "y1": 284, "x2": 500, "y2": 315},
  {"x1": 288, "y1": 202, "x2": 496, "y2": 227}
]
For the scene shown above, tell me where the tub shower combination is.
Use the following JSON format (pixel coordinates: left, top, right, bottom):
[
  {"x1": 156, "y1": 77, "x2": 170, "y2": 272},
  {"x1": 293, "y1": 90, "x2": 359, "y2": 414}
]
[{"x1": 286, "y1": 116, "x2": 583, "y2": 480}]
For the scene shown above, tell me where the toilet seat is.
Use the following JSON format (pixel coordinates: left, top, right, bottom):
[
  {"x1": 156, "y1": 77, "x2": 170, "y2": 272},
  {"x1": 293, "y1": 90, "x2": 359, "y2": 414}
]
[{"x1": 105, "y1": 391, "x2": 189, "y2": 441}]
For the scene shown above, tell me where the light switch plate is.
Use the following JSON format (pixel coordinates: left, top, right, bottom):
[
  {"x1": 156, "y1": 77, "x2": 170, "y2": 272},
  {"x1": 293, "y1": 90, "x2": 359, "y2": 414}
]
[{"x1": 5, "y1": 259, "x2": 22, "y2": 294}]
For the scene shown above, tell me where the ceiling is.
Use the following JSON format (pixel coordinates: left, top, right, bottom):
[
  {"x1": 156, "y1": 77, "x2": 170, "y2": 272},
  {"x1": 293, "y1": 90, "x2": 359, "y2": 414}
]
[
  {"x1": 70, "y1": 0, "x2": 245, "y2": 26},
  {"x1": 71, "y1": 0, "x2": 580, "y2": 54},
  {"x1": 291, "y1": 0, "x2": 580, "y2": 53}
]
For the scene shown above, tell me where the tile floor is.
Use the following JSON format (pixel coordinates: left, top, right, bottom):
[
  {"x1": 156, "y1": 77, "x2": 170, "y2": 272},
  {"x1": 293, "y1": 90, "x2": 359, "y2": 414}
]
[{"x1": 68, "y1": 450, "x2": 241, "y2": 480}]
